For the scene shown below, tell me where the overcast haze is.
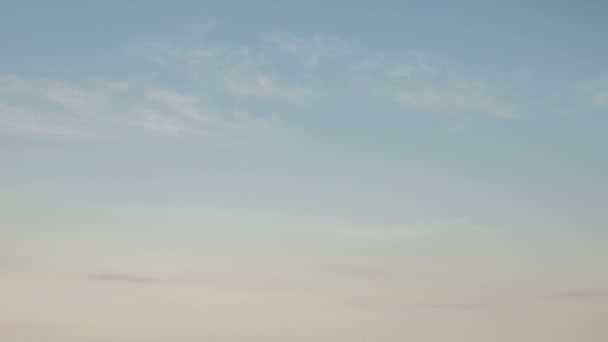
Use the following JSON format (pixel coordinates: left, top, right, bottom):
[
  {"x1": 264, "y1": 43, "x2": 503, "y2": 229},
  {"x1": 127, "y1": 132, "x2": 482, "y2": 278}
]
[{"x1": 1, "y1": 1, "x2": 608, "y2": 341}]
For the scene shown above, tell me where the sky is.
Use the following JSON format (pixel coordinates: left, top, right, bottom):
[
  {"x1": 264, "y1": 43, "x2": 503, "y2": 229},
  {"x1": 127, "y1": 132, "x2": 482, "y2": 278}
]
[{"x1": 1, "y1": 1, "x2": 607, "y2": 341}]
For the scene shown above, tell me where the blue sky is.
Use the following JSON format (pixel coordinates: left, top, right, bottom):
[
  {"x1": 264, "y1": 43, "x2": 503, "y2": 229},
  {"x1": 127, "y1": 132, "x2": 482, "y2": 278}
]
[{"x1": 1, "y1": 1, "x2": 607, "y2": 341}]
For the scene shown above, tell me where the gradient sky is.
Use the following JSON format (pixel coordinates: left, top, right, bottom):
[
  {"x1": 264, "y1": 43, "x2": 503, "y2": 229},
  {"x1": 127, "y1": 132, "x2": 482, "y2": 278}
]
[{"x1": 1, "y1": 1, "x2": 607, "y2": 341}]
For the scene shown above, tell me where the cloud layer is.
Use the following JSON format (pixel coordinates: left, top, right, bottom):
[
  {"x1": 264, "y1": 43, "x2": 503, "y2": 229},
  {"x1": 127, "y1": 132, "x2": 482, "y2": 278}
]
[
  {"x1": 86, "y1": 273, "x2": 158, "y2": 284},
  {"x1": 0, "y1": 32, "x2": 523, "y2": 140}
]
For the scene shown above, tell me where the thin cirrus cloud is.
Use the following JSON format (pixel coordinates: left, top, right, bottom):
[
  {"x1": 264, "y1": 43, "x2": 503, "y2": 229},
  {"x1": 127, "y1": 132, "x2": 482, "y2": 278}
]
[
  {"x1": 85, "y1": 273, "x2": 158, "y2": 284},
  {"x1": 0, "y1": 32, "x2": 526, "y2": 139},
  {"x1": 135, "y1": 33, "x2": 520, "y2": 116},
  {"x1": 378, "y1": 57, "x2": 519, "y2": 118},
  {"x1": 579, "y1": 75, "x2": 608, "y2": 110},
  {"x1": 131, "y1": 34, "x2": 321, "y2": 102},
  {"x1": 305, "y1": 215, "x2": 476, "y2": 241},
  {"x1": 0, "y1": 74, "x2": 278, "y2": 139},
  {"x1": 532, "y1": 289, "x2": 608, "y2": 301},
  {"x1": 264, "y1": 32, "x2": 359, "y2": 67}
]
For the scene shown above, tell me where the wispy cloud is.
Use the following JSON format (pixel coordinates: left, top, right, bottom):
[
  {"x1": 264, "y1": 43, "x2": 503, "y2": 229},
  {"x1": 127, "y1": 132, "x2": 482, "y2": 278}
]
[
  {"x1": 132, "y1": 38, "x2": 317, "y2": 102},
  {"x1": 1, "y1": 32, "x2": 522, "y2": 139},
  {"x1": 145, "y1": 88, "x2": 212, "y2": 123},
  {"x1": 0, "y1": 74, "x2": 279, "y2": 140},
  {"x1": 0, "y1": 103, "x2": 90, "y2": 137},
  {"x1": 342, "y1": 289, "x2": 608, "y2": 312},
  {"x1": 0, "y1": 75, "x2": 103, "y2": 137},
  {"x1": 373, "y1": 55, "x2": 518, "y2": 118},
  {"x1": 532, "y1": 289, "x2": 608, "y2": 301},
  {"x1": 306, "y1": 215, "x2": 476, "y2": 240},
  {"x1": 133, "y1": 33, "x2": 521, "y2": 117},
  {"x1": 86, "y1": 273, "x2": 158, "y2": 284},
  {"x1": 265, "y1": 32, "x2": 358, "y2": 67},
  {"x1": 337, "y1": 295, "x2": 506, "y2": 312},
  {"x1": 579, "y1": 75, "x2": 608, "y2": 109}
]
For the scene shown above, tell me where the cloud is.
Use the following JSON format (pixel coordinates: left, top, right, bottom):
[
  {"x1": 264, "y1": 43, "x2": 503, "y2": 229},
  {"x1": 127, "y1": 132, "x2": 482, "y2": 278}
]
[
  {"x1": 0, "y1": 75, "x2": 104, "y2": 137},
  {"x1": 0, "y1": 103, "x2": 90, "y2": 137},
  {"x1": 0, "y1": 75, "x2": 279, "y2": 140},
  {"x1": 374, "y1": 55, "x2": 518, "y2": 118},
  {"x1": 579, "y1": 75, "x2": 608, "y2": 109},
  {"x1": 337, "y1": 295, "x2": 505, "y2": 312},
  {"x1": 344, "y1": 289, "x2": 608, "y2": 312},
  {"x1": 321, "y1": 223, "x2": 433, "y2": 239},
  {"x1": 134, "y1": 33, "x2": 519, "y2": 117},
  {"x1": 0, "y1": 75, "x2": 105, "y2": 112},
  {"x1": 86, "y1": 273, "x2": 158, "y2": 284},
  {"x1": 145, "y1": 88, "x2": 211, "y2": 123},
  {"x1": 533, "y1": 289, "x2": 608, "y2": 301},
  {"x1": 307, "y1": 216, "x2": 476, "y2": 240},
  {"x1": 0, "y1": 32, "x2": 522, "y2": 139},
  {"x1": 265, "y1": 32, "x2": 358, "y2": 67},
  {"x1": 133, "y1": 39, "x2": 317, "y2": 102}
]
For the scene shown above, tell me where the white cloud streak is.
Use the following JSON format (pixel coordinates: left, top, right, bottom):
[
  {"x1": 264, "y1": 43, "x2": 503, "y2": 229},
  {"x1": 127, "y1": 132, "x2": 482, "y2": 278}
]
[
  {"x1": 133, "y1": 38, "x2": 318, "y2": 102},
  {"x1": 0, "y1": 75, "x2": 278, "y2": 140},
  {"x1": 0, "y1": 33, "x2": 521, "y2": 139},
  {"x1": 374, "y1": 56, "x2": 518, "y2": 118},
  {"x1": 265, "y1": 32, "x2": 358, "y2": 67},
  {"x1": 304, "y1": 215, "x2": 475, "y2": 240},
  {"x1": 579, "y1": 75, "x2": 608, "y2": 110}
]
